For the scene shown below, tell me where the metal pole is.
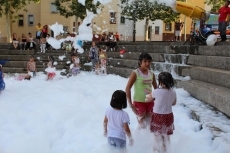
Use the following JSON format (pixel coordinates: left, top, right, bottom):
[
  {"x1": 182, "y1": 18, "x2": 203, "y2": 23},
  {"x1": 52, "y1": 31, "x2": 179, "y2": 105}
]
[
  {"x1": 183, "y1": 0, "x2": 187, "y2": 41},
  {"x1": 133, "y1": 1, "x2": 137, "y2": 42},
  {"x1": 133, "y1": 20, "x2": 136, "y2": 42}
]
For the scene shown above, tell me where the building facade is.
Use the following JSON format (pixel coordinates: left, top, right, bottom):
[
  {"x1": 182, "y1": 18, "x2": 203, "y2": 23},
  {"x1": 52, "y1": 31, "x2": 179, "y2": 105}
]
[{"x1": 0, "y1": 0, "x2": 208, "y2": 43}]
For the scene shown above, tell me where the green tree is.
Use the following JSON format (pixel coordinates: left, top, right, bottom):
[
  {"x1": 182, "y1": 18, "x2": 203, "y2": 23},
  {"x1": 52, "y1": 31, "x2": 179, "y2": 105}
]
[
  {"x1": 119, "y1": 0, "x2": 182, "y2": 41},
  {"x1": 205, "y1": 0, "x2": 225, "y2": 12},
  {"x1": 54, "y1": 0, "x2": 101, "y2": 32},
  {"x1": 0, "y1": 0, "x2": 40, "y2": 42}
]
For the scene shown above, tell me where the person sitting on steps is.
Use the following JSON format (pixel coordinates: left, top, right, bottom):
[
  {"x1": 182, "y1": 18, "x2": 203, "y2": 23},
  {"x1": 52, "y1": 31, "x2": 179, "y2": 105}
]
[
  {"x1": 12, "y1": 33, "x2": 19, "y2": 49},
  {"x1": 26, "y1": 33, "x2": 36, "y2": 50}
]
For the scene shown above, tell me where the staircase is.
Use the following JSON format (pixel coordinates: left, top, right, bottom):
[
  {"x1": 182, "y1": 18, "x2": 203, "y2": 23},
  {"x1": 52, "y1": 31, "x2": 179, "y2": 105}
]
[
  {"x1": 0, "y1": 44, "x2": 73, "y2": 73},
  {"x1": 177, "y1": 45, "x2": 230, "y2": 117}
]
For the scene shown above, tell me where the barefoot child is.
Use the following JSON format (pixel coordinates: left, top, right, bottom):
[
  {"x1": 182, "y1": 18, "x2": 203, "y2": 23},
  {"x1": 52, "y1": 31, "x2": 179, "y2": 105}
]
[
  {"x1": 125, "y1": 52, "x2": 157, "y2": 129},
  {"x1": 99, "y1": 48, "x2": 107, "y2": 74},
  {"x1": 25, "y1": 56, "x2": 37, "y2": 80},
  {"x1": 46, "y1": 55, "x2": 56, "y2": 80},
  {"x1": 69, "y1": 53, "x2": 80, "y2": 76},
  {"x1": 146, "y1": 72, "x2": 176, "y2": 153},
  {"x1": 0, "y1": 64, "x2": 5, "y2": 91},
  {"x1": 103, "y1": 90, "x2": 134, "y2": 151}
]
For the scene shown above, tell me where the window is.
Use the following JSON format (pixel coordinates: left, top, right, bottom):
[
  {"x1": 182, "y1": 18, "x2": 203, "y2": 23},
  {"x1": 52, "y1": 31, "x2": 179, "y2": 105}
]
[
  {"x1": 51, "y1": 2, "x2": 58, "y2": 13},
  {"x1": 120, "y1": 16, "x2": 125, "y2": 24},
  {"x1": 110, "y1": 12, "x2": 116, "y2": 24},
  {"x1": 73, "y1": 22, "x2": 80, "y2": 32},
  {"x1": 18, "y1": 15, "x2": 24, "y2": 26},
  {"x1": 155, "y1": 26, "x2": 159, "y2": 34},
  {"x1": 165, "y1": 23, "x2": 172, "y2": 31},
  {"x1": 28, "y1": 15, "x2": 34, "y2": 26}
]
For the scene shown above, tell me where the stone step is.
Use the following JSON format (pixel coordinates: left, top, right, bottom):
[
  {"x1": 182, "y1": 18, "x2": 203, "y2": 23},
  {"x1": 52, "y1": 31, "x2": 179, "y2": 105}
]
[
  {"x1": 152, "y1": 62, "x2": 192, "y2": 76},
  {"x1": 181, "y1": 66, "x2": 230, "y2": 89},
  {"x1": 187, "y1": 55, "x2": 230, "y2": 70},
  {"x1": 2, "y1": 67, "x2": 45, "y2": 73},
  {"x1": 169, "y1": 45, "x2": 198, "y2": 54},
  {"x1": 107, "y1": 66, "x2": 133, "y2": 78},
  {"x1": 107, "y1": 59, "x2": 138, "y2": 69},
  {"x1": 85, "y1": 41, "x2": 184, "y2": 46},
  {"x1": 177, "y1": 79, "x2": 230, "y2": 117},
  {"x1": 0, "y1": 55, "x2": 32, "y2": 61},
  {"x1": 197, "y1": 45, "x2": 230, "y2": 57},
  {"x1": 0, "y1": 49, "x2": 35, "y2": 55},
  {"x1": 106, "y1": 52, "x2": 164, "y2": 61},
  {"x1": 0, "y1": 54, "x2": 72, "y2": 62},
  {"x1": 163, "y1": 54, "x2": 189, "y2": 64},
  {"x1": 3, "y1": 64, "x2": 66, "y2": 70}
]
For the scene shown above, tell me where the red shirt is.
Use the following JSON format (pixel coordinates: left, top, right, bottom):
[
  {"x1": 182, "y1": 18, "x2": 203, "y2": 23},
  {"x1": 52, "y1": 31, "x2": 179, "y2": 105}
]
[{"x1": 218, "y1": 6, "x2": 230, "y2": 22}]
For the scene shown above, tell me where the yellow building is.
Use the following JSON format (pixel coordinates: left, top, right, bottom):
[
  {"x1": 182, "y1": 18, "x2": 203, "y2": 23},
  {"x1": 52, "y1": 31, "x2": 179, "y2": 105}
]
[{"x1": 0, "y1": 0, "x2": 208, "y2": 42}]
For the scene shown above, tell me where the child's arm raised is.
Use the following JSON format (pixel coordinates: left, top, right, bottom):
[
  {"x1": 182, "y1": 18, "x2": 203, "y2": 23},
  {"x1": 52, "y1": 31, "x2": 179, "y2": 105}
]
[
  {"x1": 124, "y1": 123, "x2": 134, "y2": 146},
  {"x1": 103, "y1": 116, "x2": 108, "y2": 137}
]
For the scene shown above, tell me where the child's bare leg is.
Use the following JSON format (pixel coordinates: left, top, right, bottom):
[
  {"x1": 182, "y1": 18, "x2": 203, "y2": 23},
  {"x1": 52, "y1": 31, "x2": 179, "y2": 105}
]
[
  {"x1": 162, "y1": 135, "x2": 170, "y2": 153},
  {"x1": 153, "y1": 134, "x2": 162, "y2": 153},
  {"x1": 137, "y1": 113, "x2": 147, "y2": 129},
  {"x1": 145, "y1": 112, "x2": 153, "y2": 127},
  {"x1": 13, "y1": 43, "x2": 17, "y2": 48}
]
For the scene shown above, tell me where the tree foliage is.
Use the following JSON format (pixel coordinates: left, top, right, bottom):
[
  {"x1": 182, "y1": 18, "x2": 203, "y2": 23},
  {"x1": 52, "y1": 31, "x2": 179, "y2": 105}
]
[
  {"x1": 119, "y1": 0, "x2": 182, "y2": 23},
  {"x1": 54, "y1": 0, "x2": 101, "y2": 20},
  {"x1": 0, "y1": 0, "x2": 40, "y2": 17},
  {"x1": 0, "y1": 0, "x2": 40, "y2": 42},
  {"x1": 205, "y1": 0, "x2": 225, "y2": 12}
]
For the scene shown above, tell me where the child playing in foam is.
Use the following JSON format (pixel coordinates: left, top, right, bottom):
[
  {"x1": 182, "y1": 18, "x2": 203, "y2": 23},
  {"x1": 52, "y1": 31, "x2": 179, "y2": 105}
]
[
  {"x1": 69, "y1": 53, "x2": 81, "y2": 77},
  {"x1": 26, "y1": 56, "x2": 37, "y2": 79},
  {"x1": 45, "y1": 55, "x2": 56, "y2": 80},
  {"x1": 103, "y1": 90, "x2": 134, "y2": 152},
  {"x1": 146, "y1": 72, "x2": 176, "y2": 153},
  {"x1": 99, "y1": 48, "x2": 107, "y2": 75},
  {"x1": 125, "y1": 52, "x2": 157, "y2": 129}
]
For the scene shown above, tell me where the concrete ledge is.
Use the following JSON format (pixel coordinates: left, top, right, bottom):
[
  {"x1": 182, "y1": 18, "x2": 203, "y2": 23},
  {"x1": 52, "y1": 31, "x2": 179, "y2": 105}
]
[
  {"x1": 107, "y1": 59, "x2": 138, "y2": 69},
  {"x1": 152, "y1": 62, "x2": 192, "y2": 76},
  {"x1": 187, "y1": 55, "x2": 230, "y2": 70},
  {"x1": 169, "y1": 45, "x2": 198, "y2": 54},
  {"x1": 177, "y1": 79, "x2": 230, "y2": 117},
  {"x1": 0, "y1": 50, "x2": 35, "y2": 55},
  {"x1": 107, "y1": 52, "x2": 164, "y2": 61},
  {"x1": 197, "y1": 46, "x2": 230, "y2": 57},
  {"x1": 0, "y1": 55, "x2": 32, "y2": 61},
  {"x1": 107, "y1": 67, "x2": 133, "y2": 78},
  {"x1": 182, "y1": 66, "x2": 230, "y2": 89}
]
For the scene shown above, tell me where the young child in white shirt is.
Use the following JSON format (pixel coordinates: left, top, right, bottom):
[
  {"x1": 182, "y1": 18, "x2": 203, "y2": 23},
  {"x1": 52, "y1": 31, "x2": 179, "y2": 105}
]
[
  {"x1": 146, "y1": 72, "x2": 176, "y2": 153},
  {"x1": 103, "y1": 90, "x2": 134, "y2": 151}
]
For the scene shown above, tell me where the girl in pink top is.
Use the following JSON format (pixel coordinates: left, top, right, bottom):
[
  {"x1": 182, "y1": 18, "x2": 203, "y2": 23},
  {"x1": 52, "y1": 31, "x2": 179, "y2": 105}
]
[{"x1": 146, "y1": 72, "x2": 176, "y2": 153}]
